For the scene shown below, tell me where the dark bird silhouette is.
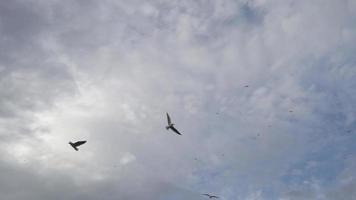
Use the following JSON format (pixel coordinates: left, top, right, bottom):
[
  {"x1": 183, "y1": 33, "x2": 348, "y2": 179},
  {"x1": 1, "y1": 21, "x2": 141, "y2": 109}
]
[
  {"x1": 166, "y1": 113, "x2": 182, "y2": 135},
  {"x1": 244, "y1": 85, "x2": 249, "y2": 87},
  {"x1": 202, "y1": 194, "x2": 219, "y2": 199},
  {"x1": 69, "y1": 141, "x2": 87, "y2": 151}
]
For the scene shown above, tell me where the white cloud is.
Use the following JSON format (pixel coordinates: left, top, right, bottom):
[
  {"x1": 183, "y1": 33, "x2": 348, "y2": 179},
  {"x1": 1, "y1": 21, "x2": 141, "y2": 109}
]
[{"x1": 0, "y1": 0, "x2": 355, "y2": 199}]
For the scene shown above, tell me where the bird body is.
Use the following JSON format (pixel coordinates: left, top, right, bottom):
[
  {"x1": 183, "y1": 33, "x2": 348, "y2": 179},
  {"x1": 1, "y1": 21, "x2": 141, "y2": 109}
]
[
  {"x1": 69, "y1": 141, "x2": 87, "y2": 151},
  {"x1": 166, "y1": 113, "x2": 182, "y2": 135}
]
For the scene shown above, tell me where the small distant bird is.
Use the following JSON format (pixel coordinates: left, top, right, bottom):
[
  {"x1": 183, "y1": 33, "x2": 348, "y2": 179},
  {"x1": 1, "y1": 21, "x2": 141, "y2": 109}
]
[
  {"x1": 289, "y1": 110, "x2": 293, "y2": 113},
  {"x1": 166, "y1": 113, "x2": 182, "y2": 135},
  {"x1": 202, "y1": 194, "x2": 219, "y2": 199},
  {"x1": 69, "y1": 141, "x2": 87, "y2": 151},
  {"x1": 244, "y1": 85, "x2": 249, "y2": 87}
]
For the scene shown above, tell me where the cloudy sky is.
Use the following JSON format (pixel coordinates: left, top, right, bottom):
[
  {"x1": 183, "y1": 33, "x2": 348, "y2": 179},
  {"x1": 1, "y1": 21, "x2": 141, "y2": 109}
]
[{"x1": 0, "y1": 0, "x2": 356, "y2": 199}]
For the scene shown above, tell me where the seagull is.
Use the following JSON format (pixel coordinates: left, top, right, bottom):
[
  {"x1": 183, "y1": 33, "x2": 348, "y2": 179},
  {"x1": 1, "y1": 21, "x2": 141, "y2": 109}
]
[
  {"x1": 202, "y1": 194, "x2": 219, "y2": 199},
  {"x1": 166, "y1": 113, "x2": 182, "y2": 135},
  {"x1": 69, "y1": 140, "x2": 87, "y2": 151}
]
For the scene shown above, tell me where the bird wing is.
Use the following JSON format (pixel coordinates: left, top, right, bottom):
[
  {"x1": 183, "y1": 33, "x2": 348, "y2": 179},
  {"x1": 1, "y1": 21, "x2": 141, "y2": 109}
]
[
  {"x1": 69, "y1": 143, "x2": 78, "y2": 151},
  {"x1": 74, "y1": 141, "x2": 87, "y2": 147},
  {"x1": 202, "y1": 194, "x2": 219, "y2": 198},
  {"x1": 166, "y1": 113, "x2": 171, "y2": 125},
  {"x1": 170, "y1": 126, "x2": 181, "y2": 135}
]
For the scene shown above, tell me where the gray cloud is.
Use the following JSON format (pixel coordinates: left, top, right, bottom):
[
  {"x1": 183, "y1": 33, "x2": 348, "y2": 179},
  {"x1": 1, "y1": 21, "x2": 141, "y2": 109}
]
[{"x1": 0, "y1": 0, "x2": 355, "y2": 199}]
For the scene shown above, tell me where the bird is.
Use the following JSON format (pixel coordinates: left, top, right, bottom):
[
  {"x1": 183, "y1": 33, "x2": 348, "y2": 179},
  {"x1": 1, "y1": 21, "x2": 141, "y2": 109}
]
[
  {"x1": 166, "y1": 113, "x2": 182, "y2": 135},
  {"x1": 202, "y1": 194, "x2": 219, "y2": 199},
  {"x1": 69, "y1": 141, "x2": 87, "y2": 151},
  {"x1": 244, "y1": 85, "x2": 249, "y2": 87}
]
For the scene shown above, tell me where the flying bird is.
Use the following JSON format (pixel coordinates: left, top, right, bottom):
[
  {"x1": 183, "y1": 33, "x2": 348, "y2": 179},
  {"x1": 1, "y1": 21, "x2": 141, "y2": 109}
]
[
  {"x1": 69, "y1": 141, "x2": 87, "y2": 151},
  {"x1": 166, "y1": 113, "x2": 182, "y2": 135},
  {"x1": 202, "y1": 194, "x2": 219, "y2": 199}
]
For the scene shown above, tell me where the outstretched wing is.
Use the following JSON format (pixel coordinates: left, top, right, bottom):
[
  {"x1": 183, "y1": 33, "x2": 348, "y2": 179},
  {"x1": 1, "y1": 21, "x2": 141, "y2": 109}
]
[
  {"x1": 202, "y1": 194, "x2": 219, "y2": 199},
  {"x1": 74, "y1": 141, "x2": 87, "y2": 147},
  {"x1": 170, "y1": 126, "x2": 181, "y2": 135},
  {"x1": 166, "y1": 113, "x2": 171, "y2": 125}
]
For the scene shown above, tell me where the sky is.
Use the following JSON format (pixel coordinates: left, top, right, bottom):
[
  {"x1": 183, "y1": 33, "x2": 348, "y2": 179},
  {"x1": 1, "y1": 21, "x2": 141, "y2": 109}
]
[{"x1": 0, "y1": 0, "x2": 356, "y2": 199}]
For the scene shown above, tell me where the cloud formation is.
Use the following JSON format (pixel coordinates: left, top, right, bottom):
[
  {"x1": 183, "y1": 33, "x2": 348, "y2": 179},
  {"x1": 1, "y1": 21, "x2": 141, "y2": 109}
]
[{"x1": 0, "y1": 0, "x2": 356, "y2": 199}]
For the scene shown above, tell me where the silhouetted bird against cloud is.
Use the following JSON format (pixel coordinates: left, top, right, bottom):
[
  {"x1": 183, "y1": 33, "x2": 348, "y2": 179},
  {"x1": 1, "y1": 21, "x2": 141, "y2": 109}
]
[
  {"x1": 69, "y1": 141, "x2": 87, "y2": 151},
  {"x1": 202, "y1": 194, "x2": 219, "y2": 199},
  {"x1": 166, "y1": 113, "x2": 182, "y2": 135},
  {"x1": 244, "y1": 85, "x2": 249, "y2": 87}
]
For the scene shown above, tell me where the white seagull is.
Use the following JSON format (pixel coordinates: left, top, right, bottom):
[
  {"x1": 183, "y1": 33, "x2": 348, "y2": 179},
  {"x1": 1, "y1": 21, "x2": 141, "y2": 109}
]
[{"x1": 166, "y1": 113, "x2": 182, "y2": 135}]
